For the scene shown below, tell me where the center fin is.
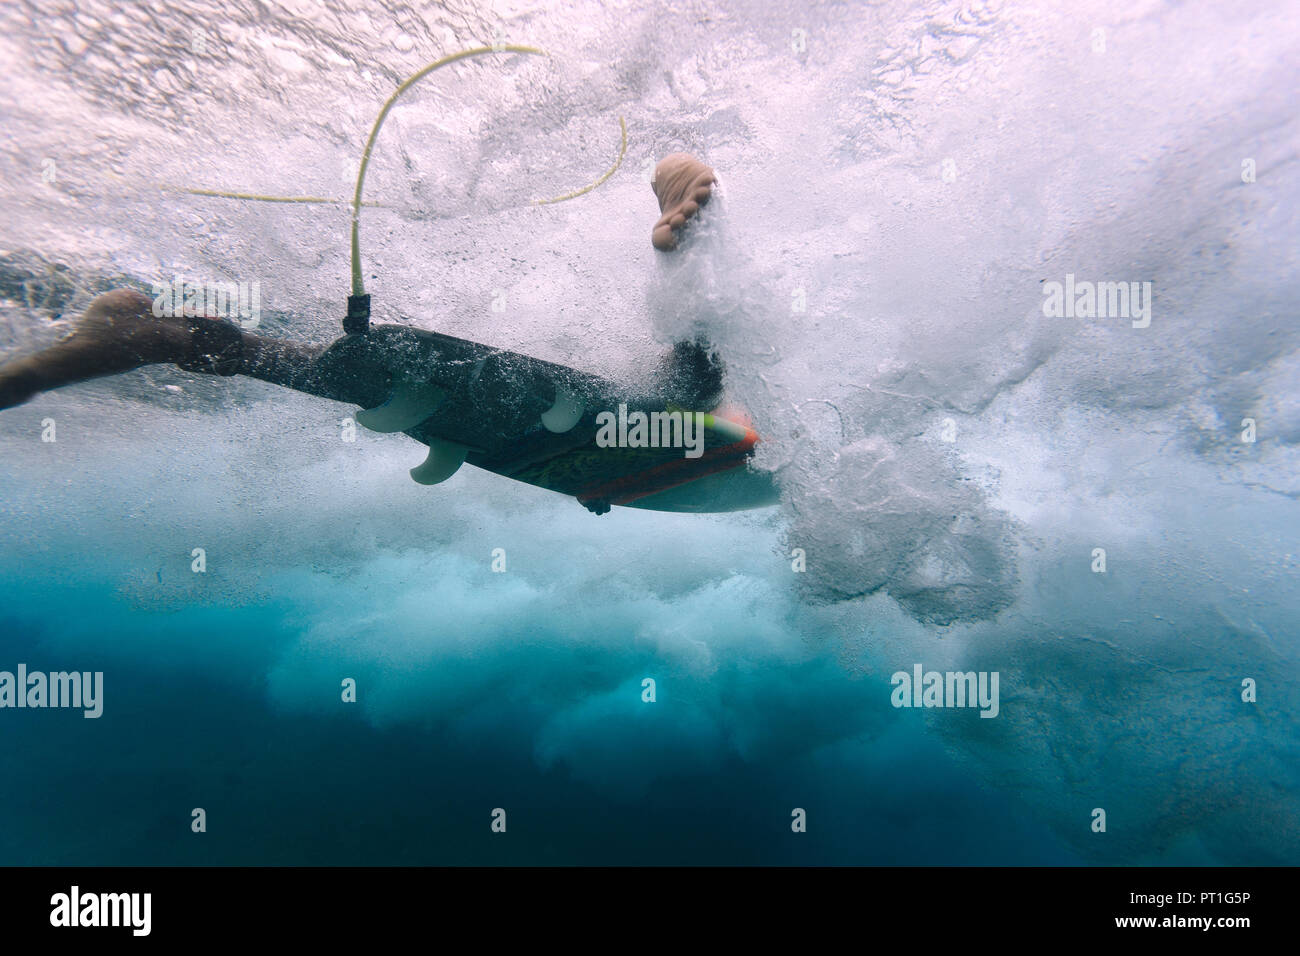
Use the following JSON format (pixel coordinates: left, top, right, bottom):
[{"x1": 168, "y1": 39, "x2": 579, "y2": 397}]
[{"x1": 410, "y1": 438, "x2": 469, "y2": 485}]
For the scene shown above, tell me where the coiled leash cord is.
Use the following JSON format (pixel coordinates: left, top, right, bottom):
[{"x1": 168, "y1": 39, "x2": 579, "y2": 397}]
[
  {"x1": 168, "y1": 45, "x2": 628, "y2": 337},
  {"x1": 344, "y1": 45, "x2": 547, "y2": 334}
]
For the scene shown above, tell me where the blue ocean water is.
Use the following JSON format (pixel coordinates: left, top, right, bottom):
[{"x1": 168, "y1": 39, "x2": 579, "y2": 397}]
[
  {"x1": 1, "y1": 0, "x2": 1298, "y2": 865},
  {"x1": 0, "y1": 401, "x2": 1292, "y2": 865},
  {"x1": 1, "y1": 536, "x2": 1085, "y2": 866}
]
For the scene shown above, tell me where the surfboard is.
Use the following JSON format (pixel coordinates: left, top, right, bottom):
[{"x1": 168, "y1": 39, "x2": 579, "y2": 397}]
[{"x1": 311, "y1": 325, "x2": 779, "y2": 514}]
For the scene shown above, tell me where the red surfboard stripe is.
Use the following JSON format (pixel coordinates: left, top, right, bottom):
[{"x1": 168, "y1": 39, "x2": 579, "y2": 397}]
[{"x1": 577, "y1": 428, "x2": 759, "y2": 506}]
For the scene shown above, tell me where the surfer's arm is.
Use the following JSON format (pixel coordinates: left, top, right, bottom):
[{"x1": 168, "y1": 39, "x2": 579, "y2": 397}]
[
  {"x1": 652, "y1": 339, "x2": 725, "y2": 410},
  {"x1": 0, "y1": 289, "x2": 184, "y2": 408},
  {"x1": 0, "y1": 288, "x2": 372, "y2": 411}
]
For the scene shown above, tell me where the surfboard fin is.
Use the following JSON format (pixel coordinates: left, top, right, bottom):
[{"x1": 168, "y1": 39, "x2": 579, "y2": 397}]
[
  {"x1": 356, "y1": 379, "x2": 445, "y2": 433},
  {"x1": 409, "y1": 438, "x2": 469, "y2": 485},
  {"x1": 541, "y1": 384, "x2": 585, "y2": 433}
]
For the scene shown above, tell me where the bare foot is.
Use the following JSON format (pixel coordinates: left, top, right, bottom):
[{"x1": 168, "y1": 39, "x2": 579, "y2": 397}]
[
  {"x1": 651, "y1": 153, "x2": 717, "y2": 251},
  {"x1": 0, "y1": 289, "x2": 192, "y2": 409}
]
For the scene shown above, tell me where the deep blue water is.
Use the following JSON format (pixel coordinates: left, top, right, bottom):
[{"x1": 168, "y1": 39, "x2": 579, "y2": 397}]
[{"x1": 1, "y1": 576, "x2": 1083, "y2": 865}]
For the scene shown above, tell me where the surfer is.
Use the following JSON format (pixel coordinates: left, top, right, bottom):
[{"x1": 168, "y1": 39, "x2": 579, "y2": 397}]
[{"x1": 0, "y1": 153, "x2": 722, "y2": 415}]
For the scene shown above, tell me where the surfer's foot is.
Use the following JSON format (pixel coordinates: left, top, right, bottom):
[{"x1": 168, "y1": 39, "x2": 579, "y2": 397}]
[
  {"x1": 0, "y1": 289, "x2": 231, "y2": 410},
  {"x1": 651, "y1": 153, "x2": 717, "y2": 251}
]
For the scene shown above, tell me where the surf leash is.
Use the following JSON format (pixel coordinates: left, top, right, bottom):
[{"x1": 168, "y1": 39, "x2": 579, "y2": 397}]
[{"x1": 166, "y1": 44, "x2": 628, "y2": 336}]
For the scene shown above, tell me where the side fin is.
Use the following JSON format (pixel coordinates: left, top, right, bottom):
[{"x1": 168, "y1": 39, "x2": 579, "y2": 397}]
[
  {"x1": 356, "y1": 379, "x2": 445, "y2": 433},
  {"x1": 410, "y1": 438, "x2": 469, "y2": 485},
  {"x1": 541, "y1": 384, "x2": 585, "y2": 433}
]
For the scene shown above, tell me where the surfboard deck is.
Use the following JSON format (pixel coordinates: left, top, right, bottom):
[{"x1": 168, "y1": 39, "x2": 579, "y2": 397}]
[{"x1": 312, "y1": 325, "x2": 778, "y2": 513}]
